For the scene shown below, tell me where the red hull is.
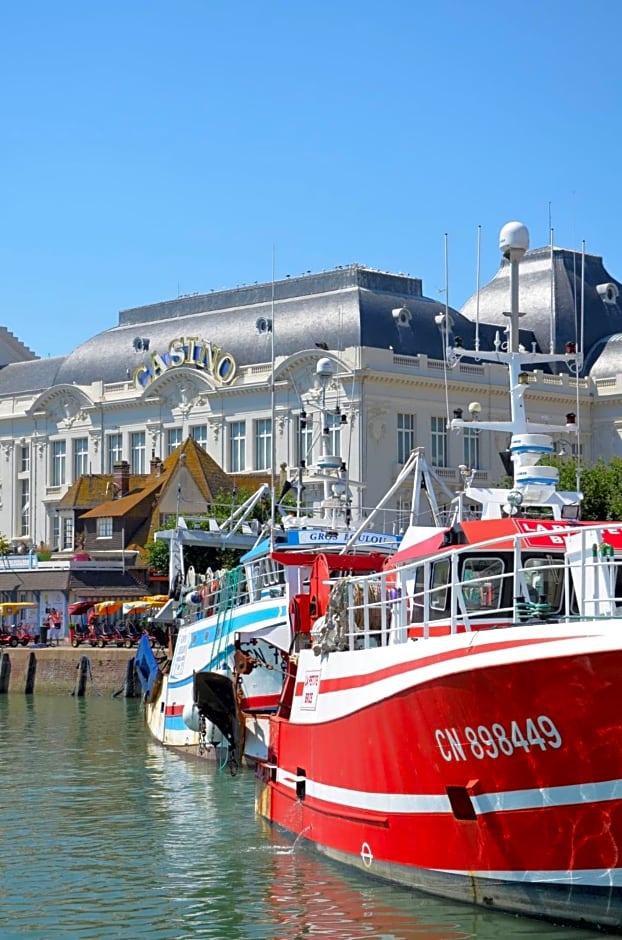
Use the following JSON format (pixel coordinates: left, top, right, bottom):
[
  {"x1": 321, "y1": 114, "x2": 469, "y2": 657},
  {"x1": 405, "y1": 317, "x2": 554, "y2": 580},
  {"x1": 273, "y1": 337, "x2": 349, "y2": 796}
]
[{"x1": 257, "y1": 622, "x2": 622, "y2": 930}]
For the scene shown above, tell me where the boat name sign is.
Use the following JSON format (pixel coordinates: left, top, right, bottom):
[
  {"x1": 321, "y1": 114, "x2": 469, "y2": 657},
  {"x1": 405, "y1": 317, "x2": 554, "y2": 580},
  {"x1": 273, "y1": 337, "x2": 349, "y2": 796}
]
[
  {"x1": 435, "y1": 715, "x2": 563, "y2": 763},
  {"x1": 296, "y1": 531, "x2": 399, "y2": 548}
]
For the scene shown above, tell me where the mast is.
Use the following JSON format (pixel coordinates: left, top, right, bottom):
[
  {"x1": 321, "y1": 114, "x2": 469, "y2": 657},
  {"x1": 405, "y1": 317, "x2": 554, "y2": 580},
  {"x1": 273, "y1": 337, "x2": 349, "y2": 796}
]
[{"x1": 448, "y1": 222, "x2": 581, "y2": 519}]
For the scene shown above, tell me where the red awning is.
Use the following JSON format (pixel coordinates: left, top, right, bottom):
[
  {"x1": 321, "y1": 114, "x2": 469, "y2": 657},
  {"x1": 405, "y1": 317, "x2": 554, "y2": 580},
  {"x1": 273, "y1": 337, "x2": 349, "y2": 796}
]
[{"x1": 68, "y1": 600, "x2": 95, "y2": 616}]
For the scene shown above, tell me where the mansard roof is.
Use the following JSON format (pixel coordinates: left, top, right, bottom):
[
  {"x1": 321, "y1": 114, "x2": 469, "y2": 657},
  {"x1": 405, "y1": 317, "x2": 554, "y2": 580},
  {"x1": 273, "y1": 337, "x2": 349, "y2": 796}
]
[
  {"x1": 460, "y1": 247, "x2": 622, "y2": 375},
  {"x1": 0, "y1": 267, "x2": 464, "y2": 393},
  {"x1": 584, "y1": 333, "x2": 622, "y2": 378}
]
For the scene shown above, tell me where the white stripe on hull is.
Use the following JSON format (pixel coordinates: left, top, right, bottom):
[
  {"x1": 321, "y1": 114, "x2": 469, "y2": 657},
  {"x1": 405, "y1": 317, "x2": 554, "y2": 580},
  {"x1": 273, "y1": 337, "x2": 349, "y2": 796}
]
[
  {"x1": 276, "y1": 768, "x2": 622, "y2": 816},
  {"x1": 291, "y1": 621, "x2": 622, "y2": 724}
]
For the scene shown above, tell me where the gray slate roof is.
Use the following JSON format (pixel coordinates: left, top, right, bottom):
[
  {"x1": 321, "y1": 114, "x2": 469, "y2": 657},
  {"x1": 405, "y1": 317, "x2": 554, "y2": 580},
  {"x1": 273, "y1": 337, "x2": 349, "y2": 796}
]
[
  {"x1": 2, "y1": 252, "x2": 621, "y2": 397},
  {"x1": 0, "y1": 267, "x2": 466, "y2": 393},
  {"x1": 460, "y1": 247, "x2": 622, "y2": 376}
]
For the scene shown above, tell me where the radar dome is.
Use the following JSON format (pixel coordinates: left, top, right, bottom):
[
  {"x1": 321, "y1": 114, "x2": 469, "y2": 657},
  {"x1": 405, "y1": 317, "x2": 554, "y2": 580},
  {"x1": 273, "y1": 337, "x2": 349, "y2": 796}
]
[{"x1": 499, "y1": 222, "x2": 529, "y2": 258}]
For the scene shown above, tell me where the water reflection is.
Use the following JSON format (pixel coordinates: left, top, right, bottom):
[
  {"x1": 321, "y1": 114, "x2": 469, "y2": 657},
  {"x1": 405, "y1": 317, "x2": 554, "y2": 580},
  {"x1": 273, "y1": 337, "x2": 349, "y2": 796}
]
[{"x1": 0, "y1": 696, "x2": 606, "y2": 940}]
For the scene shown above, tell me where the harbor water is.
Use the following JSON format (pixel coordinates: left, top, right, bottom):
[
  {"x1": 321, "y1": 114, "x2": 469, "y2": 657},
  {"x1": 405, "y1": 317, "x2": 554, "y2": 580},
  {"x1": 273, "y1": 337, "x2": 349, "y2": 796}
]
[{"x1": 0, "y1": 695, "x2": 606, "y2": 940}]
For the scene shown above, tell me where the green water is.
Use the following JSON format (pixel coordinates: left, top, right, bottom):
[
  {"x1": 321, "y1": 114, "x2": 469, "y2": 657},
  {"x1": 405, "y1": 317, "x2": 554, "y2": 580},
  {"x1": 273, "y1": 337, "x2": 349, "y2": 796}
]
[{"x1": 0, "y1": 695, "x2": 605, "y2": 940}]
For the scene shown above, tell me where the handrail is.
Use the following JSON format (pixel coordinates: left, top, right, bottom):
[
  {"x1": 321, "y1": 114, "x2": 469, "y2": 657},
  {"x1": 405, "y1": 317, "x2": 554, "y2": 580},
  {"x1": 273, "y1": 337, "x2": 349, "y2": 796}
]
[{"x1": 312, "y1": 521, "x2": 622, "y2": 652}]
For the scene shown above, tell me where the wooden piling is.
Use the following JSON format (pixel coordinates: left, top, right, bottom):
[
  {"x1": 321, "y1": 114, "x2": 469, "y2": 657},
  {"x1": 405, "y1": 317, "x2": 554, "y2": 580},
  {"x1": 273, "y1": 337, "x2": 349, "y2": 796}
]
[
  {"x1": 24, "y1": 652, "x2": 36, "y2": 694},
  {"x1": 73, "y1": 655, "x2": 90, "y2": 697},
  {"x1": 124, "y1": 657, "x2": 136, "y2": 697},
  {"x1": 0, "y1": 652, "x2": 11, "y2": 693}
]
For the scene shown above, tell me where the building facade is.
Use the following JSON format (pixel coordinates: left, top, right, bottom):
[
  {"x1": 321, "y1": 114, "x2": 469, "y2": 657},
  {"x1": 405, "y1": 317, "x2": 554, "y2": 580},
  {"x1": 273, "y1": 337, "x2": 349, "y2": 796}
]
[{"x1": 0, "y1": 247, "x2": 620, "y2": 570}]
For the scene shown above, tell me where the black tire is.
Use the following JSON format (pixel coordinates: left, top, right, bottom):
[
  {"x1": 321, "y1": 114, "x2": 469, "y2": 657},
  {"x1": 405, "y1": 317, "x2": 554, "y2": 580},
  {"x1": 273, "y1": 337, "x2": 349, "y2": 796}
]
[
  {"x1": 124, "y1": 638, "x2": 132, "y2": 649},
  {"x1": 20, "y1": 638, "x2": 29, "y2": 647},
  {"x1": 97, "y1": 637, "x2": 105, "y2": 648},
  {"x1": 71, "y1": 638, "x2": 79, "y2": 648},
  {"x1": 9, "y1": 637, "x2": 18, "y2": 648}
]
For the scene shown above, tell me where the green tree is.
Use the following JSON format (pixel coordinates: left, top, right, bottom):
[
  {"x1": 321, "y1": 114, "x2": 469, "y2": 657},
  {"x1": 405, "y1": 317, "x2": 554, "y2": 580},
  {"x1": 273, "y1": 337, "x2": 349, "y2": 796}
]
[
  {"x1": 142, "y1": 485, "x2": 272, "y2": 583},
  {"x1": 543, "y1": 456, "x2": 622, "y2": 521}
]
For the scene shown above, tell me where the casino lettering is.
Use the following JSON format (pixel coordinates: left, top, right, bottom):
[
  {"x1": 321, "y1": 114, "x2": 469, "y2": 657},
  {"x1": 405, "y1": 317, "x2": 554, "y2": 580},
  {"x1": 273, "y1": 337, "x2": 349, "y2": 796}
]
[{"x1": 133, "y1": 336, "x2": 237, "y2": 390}]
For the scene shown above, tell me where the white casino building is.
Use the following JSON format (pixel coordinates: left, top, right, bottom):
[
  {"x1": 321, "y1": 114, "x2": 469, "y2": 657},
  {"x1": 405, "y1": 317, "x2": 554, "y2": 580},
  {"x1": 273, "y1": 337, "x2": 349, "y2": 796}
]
[{"x1": 0, "y1": 243, "x2": 621, "y2": 566}]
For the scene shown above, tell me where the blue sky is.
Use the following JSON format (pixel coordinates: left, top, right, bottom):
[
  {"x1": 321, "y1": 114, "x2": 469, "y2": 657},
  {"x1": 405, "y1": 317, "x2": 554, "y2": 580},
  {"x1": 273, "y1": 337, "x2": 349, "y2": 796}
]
[{"x1": 1, "y1": 0, "x2": 620, "y2": 358}]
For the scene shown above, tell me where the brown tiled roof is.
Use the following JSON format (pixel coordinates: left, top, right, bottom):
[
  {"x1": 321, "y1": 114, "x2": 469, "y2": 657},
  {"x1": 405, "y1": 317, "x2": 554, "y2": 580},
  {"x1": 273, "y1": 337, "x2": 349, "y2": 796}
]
[
  {"x1": 80, "y1": 476, "x2": 163, "y2": 519},
  {"x1": 230, "y1": 472, "x2": 271, "y2": 492},
  {"x1": 161, "y1": 437, "x2": 234, "y2": 501},
  {"x1": 64, "y1": 437, "x2": 260, "y2": 553},
  {"x1": 58, "y1": 474, "x2": 150, "y2": 509}
]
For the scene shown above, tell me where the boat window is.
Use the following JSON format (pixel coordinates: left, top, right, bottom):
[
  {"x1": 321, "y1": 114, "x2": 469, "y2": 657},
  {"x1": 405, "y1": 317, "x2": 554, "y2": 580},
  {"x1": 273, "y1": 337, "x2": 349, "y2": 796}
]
[
  {"x1": 461, "y1": 557, "x2": 504, "y2": 611},
  {"x1": 409, "y1": 559, "x2": 451, "y2": 619},
  {"x1": 523, "y1": 555, "x2": 563, "y2": 611},
  {"x1": 430, "y1": 559, "x2": 450, "y2": 611}
]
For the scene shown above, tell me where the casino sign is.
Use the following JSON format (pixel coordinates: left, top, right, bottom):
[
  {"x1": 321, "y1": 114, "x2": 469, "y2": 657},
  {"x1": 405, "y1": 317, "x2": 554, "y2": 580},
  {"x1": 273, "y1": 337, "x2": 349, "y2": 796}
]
[{"x1": 133, "y1": 336, "x2": 237, "y2": 391}]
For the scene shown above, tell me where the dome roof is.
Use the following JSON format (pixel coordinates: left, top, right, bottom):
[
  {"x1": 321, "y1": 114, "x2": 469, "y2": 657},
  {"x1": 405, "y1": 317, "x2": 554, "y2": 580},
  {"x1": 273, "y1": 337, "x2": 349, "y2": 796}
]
[
  {"x1": 584, "y1": 333, "x2": 622, "y2": 379},
  {"x1": 460, "y1": 247, "x2": 622, "y2": 374}
]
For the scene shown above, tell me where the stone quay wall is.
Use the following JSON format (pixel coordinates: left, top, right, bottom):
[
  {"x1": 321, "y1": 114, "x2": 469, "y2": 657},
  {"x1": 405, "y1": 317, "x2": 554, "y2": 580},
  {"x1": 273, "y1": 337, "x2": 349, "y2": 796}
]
[{"x1": 0, "y1": 646, "x2": 142, "y2": 697}]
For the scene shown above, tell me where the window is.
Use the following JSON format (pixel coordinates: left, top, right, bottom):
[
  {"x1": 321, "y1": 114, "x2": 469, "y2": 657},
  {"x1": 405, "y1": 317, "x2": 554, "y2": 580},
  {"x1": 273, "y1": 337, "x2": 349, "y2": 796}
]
[
  {"x1": 52, "y1": 515, "x2": 60, "y2": 552},
  {"x1": 20, "y1": 444, "x2": 30, "y2": 474},
  {"x1": 462, "y1": 557, "x2": 504, "y2": 612},
  {"x1": 191, "y1": 425, "x2": 208, "y2": 451},
  {"x1": 430, "y1": 417, "x2": 447, "y2": 468},
  {"x1": 166, "y1": 428, "x2": 182, "y2": 456},
  {"x1": 106, "y1": 433, "x2": 123, "y2": 473},
  {"x1": 397, "y1": 413, "x2": 415, "y2": 464},
  {"x1": 430, "y1": 558, "x2": 451, "y2": 610},
  {"x1": 19, "y1": 479, "x2": 30, "y2": 537},
  {"x1": 463, "y1": 427, "x2": 480, "y2": 470},
  {"x1": 230, "y1": 421, "x2": 246, "y2": 472},
  {"x1": 411, "y1": 559, "x2": 450, "y2": 622},
  {"x1": 73, "y1": 437, "x2": 89, "y2": 479},
  {"x1": 396, "y1": 494, "x2": 411, "y2": 532},
  {"x1": 97, "y1": 517, "x2": 113, "y2": 538},
  {"x1": 255, "y1": 418, "x2": 272, "y2": 471},
  {"x1": 51, "y1": 440, "x2": 66, "y2": 486},
  {"x1": 62, "y1": 516, "x2": 74, "y2": 551},
  {"x1": 324, "y1": 413, "x2": 341, "y2": 457},
  {"x1": 130, "y1": 431, "x2": 146, "y2": 474},
  {"x1": 522, "y1": 555, "x2": 563, "y2": 613},
  {"x1": 296, "y1": 413, "x2": 314, "y2": 467}
]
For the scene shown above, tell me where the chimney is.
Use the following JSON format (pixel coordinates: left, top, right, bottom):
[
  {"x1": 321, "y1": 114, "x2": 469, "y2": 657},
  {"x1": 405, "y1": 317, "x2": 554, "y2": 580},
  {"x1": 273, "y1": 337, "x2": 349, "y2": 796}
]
[
  {"x1": 150, "y1": 454, "x2": 162, "y2": 475},
  {"x1": 112, "y1": 460, "x2": 130, "y2": 498}
]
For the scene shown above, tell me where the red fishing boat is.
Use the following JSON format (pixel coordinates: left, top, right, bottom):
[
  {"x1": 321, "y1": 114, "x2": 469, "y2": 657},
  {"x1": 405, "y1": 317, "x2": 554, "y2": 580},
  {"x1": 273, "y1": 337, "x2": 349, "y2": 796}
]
[{"x1": 256, "y1": 222, "x2": 622, "y2": 931}]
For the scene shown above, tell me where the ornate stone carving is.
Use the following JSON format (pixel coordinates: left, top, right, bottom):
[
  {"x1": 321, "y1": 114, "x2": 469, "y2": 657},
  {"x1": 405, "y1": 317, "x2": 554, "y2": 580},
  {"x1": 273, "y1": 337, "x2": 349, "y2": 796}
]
[
  {"x1": 367, "y1": 405, "x2": 387, "y2": 443},
  {"x1": 208, "y1": 418, "x2": 221, "y2": 442}
]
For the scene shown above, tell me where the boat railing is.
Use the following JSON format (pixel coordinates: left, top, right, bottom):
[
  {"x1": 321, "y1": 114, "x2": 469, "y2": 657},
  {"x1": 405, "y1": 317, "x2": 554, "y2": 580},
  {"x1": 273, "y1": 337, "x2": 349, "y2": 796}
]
[
  {"x1": 314, "y1": 522, "x2": 622, "y2": 652},
  {"x1": 189, "y1": 562, "x2": 285, "y2": 621}
]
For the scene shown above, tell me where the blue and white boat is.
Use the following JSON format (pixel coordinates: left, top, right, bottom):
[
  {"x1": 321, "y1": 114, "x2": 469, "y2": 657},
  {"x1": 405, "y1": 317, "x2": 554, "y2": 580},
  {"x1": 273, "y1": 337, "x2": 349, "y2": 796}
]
[{"x1": 140, "y1": 358, "x2": 406, "y2": 769}]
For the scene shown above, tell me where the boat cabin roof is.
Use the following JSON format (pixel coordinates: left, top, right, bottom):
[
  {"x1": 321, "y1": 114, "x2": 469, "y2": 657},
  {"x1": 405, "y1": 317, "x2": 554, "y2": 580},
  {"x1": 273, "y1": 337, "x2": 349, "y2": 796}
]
[{"x1": 390, "y1": 517, "x2": 622, "y2": 565}]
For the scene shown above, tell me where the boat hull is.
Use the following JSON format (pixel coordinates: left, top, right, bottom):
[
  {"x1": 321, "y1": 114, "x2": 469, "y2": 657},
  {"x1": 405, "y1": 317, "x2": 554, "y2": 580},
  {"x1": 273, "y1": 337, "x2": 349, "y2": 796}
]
[{"x1": 257, "y1": 620, "x2": 622, "y2": 930}]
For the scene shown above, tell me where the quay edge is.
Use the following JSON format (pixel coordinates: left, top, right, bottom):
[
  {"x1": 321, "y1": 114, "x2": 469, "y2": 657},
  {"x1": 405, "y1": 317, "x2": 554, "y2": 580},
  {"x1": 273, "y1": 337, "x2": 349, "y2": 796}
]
[{"x1": 0, "y1": 646, "x2": 141, "y2": 697}]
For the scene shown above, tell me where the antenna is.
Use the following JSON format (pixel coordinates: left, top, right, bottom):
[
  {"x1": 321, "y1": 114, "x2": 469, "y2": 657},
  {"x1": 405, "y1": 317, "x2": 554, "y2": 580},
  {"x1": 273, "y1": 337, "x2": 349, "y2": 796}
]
[
  {"x1": 270, "y1": 245, "x2": 276, "y2": 551},
  {"x1": 549, "y1": 210, "x2": 555, "y2": 354},
  {"x1": 475, "y1": 224, "x2": 481, "y2": 352},
  {"x1": 440, "y1": 232, "x2": 451, "y2": 432}
]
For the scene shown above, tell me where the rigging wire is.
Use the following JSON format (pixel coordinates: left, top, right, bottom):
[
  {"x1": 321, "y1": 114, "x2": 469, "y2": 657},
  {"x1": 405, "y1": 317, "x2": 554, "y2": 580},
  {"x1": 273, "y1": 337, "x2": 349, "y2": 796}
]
[
  {"x1": 440, "y1": 232, "x2": 452, "y2": 434},
  {"x1": 575, "y1": 242, "x2": 586, "y2": 501},
  {"x1": 475, "y1": 225, "x2": 481, "y2": 352},
  {"x1": 549, "y1": 217, "x2": 555, "y2": 354},
  {"x1": 270, "y1": 245, "x2": 276, "y2": 550}
]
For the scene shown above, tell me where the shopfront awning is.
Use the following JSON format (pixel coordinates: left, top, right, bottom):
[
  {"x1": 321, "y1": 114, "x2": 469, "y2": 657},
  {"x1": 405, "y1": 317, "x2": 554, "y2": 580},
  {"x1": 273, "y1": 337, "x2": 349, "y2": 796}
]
[
  {"x1": 68, "y1": 570, "x2": 145, "y2": 599},
  {"x1": 0, "y1": 571, "x2": 71, "y2": 592}
]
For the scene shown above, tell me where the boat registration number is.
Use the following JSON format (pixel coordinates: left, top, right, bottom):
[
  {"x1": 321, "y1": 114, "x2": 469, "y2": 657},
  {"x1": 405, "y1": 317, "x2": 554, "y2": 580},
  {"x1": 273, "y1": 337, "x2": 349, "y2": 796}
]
[{"x1": 435, "y1": 715, "x2": 562, "y2": 762}]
